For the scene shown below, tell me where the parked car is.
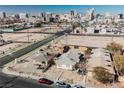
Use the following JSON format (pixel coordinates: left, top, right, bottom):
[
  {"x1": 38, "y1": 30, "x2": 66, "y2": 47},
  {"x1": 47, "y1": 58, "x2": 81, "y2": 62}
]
[
  {"x1": 55, "y1": 81, "x2": 71, "y2": 88},
  {"x1": 38, "y1": 78, "x2": 54, "y2": 85},
  {"x1": 72, "y1": 84, "x2": 85, "y2": 88}
]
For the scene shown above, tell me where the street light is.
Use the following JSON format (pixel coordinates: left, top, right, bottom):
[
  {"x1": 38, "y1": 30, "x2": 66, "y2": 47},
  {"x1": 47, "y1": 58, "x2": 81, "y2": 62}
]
[
  {"x1": 64, "y1": 33, "x2": 68, "y2": 45},
  {"x1": 27, "y1": 29, "x2": 30, "y2": 43},
  {"x1": 0, "y1": 25, "x2": 4, "y2": 45}
]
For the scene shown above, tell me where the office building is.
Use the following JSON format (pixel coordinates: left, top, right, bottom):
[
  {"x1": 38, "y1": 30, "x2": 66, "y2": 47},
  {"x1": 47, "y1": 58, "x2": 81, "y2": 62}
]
[
  {"x1": 19, "y1": 13, "x2": 29, "y2": 19},
  {"x1": 0, "y1": 12, "x2": 6, "y2": 19},
  {"x1": 70, "y1": 10, "x2": 75, "y2": 16},
  {"x1": 87, "y1": 8, "x2": 95, "y2": 20},
  {"x1": 118, "y1": 14, "x2": 123, "y2": 19}
]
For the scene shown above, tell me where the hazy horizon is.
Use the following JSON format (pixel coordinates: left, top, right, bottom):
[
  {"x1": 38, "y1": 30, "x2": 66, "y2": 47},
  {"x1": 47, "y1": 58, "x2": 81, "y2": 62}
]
[{"x1": 0, "y1": 5, "x2": 124, "y2": 15}]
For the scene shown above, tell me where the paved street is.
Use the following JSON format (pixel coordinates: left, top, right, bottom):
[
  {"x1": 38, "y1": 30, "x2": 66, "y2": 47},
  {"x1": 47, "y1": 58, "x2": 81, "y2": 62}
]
[{"x1": 0, "y1": 72, "x2": 54, "y2": 88}]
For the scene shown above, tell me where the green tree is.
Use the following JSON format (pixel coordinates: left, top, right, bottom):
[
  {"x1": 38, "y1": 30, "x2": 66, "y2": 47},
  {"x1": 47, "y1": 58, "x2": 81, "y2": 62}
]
[
  {"x1": 84, "y1": 48, "x2": 92, "y2": 58},
  {"x1": 34, "y1": 22, "x2": 42, "y2": 27}
]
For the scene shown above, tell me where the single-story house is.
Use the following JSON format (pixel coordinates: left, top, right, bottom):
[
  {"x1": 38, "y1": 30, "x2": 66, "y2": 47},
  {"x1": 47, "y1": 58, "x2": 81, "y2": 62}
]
[
  {"x1": 31, "y1": 50, "x2": 54, "y2": 67},
  {"x1": 55, "y1": 49, "x2": 84, "y2": 70}
]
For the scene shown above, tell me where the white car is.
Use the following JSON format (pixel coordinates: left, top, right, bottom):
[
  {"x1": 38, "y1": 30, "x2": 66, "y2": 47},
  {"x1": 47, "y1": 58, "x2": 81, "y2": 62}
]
[{"x1": 55, "y1": 81, "x2": 71, "y2": 88}]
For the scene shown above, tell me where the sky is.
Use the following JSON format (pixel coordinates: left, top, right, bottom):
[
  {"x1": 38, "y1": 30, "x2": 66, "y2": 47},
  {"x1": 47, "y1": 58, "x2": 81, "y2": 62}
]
[{"x1": 0, "y1": 5, "x2": 124, "y2": 15}]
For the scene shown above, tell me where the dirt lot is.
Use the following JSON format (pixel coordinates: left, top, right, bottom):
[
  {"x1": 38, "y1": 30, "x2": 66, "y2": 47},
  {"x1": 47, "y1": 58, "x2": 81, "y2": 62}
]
[
  {"x1": 0, "y1": 33, "x2": 48, "y2": 55},
  {"x1": 0, "y1": 27, "x2": 62, "y2": 55},
  {"x1": 2, "y1": 39, "x2": 85, "y2": 85},
  {"x1": 3, "y1": 61, "x2": 84, "y2": 85}
]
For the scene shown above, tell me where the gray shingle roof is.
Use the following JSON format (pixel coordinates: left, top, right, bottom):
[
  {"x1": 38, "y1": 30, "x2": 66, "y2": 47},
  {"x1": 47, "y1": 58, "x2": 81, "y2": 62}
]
[
  {"x1": 32, "y1": 51, "x2": 48, "y2": 63},
  {"x1": 56, "y1": 49, "x2": 82, "y2": 66}
]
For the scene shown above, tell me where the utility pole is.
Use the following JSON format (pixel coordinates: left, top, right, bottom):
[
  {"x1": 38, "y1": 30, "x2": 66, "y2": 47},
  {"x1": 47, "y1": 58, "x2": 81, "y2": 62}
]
[
  {"x1": 64, "y1": 33, "x2": 68, "y2": 45},
  {"x1": 26, "y1": 20, "x2": 30, "y2": 43},
  {"x1": 0, "y1": 26, "x2": 4, "y2": 43},
  {"x1": 26, "y1": 25, "x2": 30, "y2": 43},
  {"x1": 111, "y1": 29, "x2": 114, "y2": 42}
]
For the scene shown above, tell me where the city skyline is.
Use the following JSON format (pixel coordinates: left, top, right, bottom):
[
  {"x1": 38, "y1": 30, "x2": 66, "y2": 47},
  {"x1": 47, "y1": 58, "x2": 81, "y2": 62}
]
[{"x1": 0, "y1": 5, "x2": 124, "y2": 15}]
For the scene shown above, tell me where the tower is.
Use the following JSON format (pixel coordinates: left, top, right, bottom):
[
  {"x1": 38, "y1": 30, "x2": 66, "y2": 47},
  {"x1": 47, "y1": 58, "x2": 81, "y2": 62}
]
[
  {"x1": 87, "y1": 8, "x2": 95, "y2": 20},
  {"x1": 118, "y1": 14, "x2": 123, "y2": 19},
  {"x1": 19, "y1": 13, "x2": 29, "y2": 19},
  {"x1": 0, "y1": 12, "x2": 6, "y2": 19},
  {"x1": 70, "y1": 10, "x2": 75, "y2": 17}
]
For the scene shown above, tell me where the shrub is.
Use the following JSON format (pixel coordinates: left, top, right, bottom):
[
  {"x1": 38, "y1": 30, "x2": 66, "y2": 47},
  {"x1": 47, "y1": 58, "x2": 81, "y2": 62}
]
[
  {"x1": 66, "y1": 79, "x2": 73, "y2": 84},
  {"x1": 63, "y1": 46, "x2": 70, "y2": 53},
  {"x1": 113, "y1": 55, "x2": 124, "y2": 75},
  {"x1": 93, "y1": 67, "x2": 114, "y2": 84},
  {"x1": 106, "y1": 42, "x2": 123, "y2": 55}
]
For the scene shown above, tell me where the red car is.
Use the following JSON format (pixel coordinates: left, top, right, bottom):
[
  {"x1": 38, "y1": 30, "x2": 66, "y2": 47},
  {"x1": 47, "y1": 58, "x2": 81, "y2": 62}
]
[{"x1": 38, "y1": 78, "x2": 54, "y2": 85}]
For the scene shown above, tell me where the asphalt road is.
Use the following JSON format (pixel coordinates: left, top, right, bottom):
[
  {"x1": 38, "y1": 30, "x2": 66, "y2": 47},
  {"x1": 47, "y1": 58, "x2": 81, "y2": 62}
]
[
  {"x1": 2, "y1": 31, "x2": 124, "y2": 37},
  {"x1": 0, "y1": 72, "x2": 54, "y2": 88}
]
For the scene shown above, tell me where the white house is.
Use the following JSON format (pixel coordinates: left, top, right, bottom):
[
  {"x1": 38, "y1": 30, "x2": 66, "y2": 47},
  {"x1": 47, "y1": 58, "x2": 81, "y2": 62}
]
[{"x1": 55, "y1": 49, "x2": 83, "y2": 70}]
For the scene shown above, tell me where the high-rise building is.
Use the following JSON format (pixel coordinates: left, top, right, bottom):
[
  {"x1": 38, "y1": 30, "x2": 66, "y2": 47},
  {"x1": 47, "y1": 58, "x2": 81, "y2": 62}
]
[
  {"x1": 118, "y1": 14, "x2": 123, "y2": 19},
  {"x1": 70, "y1": 10, "x2": 75, "y2": 16},
  {"x1": 19, "y1": 13, "x2": 29, "y2": 19},
  {"x1": 15, "y1": 14, "x2": 20, "y2": 19},
  {"x1": 0, "y1": 12, "x2": 6, "y2": 19},
  {"x1": 87, "y1": 8, "x2": 95, "y2": 20},
  {"x1": 43, "y1": 12, "x2": 52, "y2": 22},
  {"x1": 70, "y1": 10, "x2": 77, "y2": 17},
  {"x1": 11, "y1": 14, "x2": 20, "y2": 19},
  {"x1": 38, "y1": 12, "x2": 46, "y2": 18},
  {"x1": 41, "y1": 13, "x2": 45, "y2": 17}
]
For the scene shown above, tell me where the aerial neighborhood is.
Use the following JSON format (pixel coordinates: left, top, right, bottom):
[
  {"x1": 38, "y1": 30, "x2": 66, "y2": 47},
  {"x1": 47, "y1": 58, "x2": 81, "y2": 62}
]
[{"x1": 0, "y1": 5, "x2": 124, "y2": 88}]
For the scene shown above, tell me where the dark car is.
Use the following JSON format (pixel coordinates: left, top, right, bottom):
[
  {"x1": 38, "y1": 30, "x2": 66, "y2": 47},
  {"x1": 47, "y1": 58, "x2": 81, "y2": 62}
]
[
  {"x1": 72, "y1": 84, "x2": 85, "y2": 88},
  {"x1": 55, "y1": 81, "x2": 71, "y2": 88},
  {"x1": 38, "y1": 78, "x2": 54, "y2": 85}
]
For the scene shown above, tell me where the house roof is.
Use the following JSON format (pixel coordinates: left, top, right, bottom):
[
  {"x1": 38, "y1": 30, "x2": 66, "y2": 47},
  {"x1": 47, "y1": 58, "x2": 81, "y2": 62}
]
[
  {"x1": 31, "y1": 51, "x2": 49, "y2": 63},
  {"x1": 56, "y1": 49, "x2": 83, "y2": 66}
]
